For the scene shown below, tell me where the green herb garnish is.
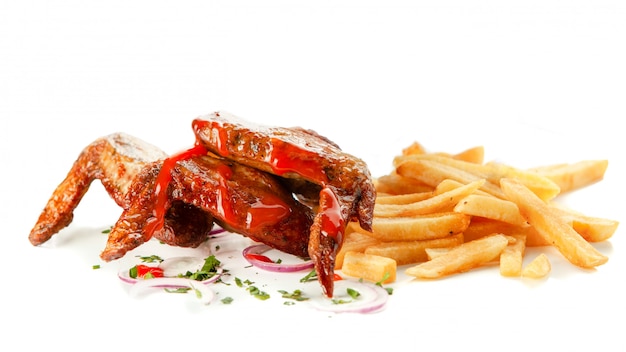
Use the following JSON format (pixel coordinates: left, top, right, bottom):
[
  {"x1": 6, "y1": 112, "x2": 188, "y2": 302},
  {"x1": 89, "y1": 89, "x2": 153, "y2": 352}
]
[
  {"x1": 178, "y1": 255, "x2": 221, "y2": 281},
  {"x1": 278, "y1": 289, "x2": 309, "y2": 301}
]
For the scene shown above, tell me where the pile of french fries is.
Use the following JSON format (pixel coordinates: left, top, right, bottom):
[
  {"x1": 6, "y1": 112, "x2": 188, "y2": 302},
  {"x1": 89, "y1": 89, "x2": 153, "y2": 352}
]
[{"x1": 338, "y1": 141, "x2": 619, "y2": 283}]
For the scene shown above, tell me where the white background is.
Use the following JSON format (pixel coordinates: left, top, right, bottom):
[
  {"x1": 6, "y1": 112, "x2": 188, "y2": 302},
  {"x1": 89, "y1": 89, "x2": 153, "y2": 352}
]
[{"x1": 1, "y1": 1, "x2": 624, "y2": 351}]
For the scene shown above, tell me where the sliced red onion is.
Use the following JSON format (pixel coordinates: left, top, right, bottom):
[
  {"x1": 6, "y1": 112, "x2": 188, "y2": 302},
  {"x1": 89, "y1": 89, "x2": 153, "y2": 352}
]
[
  {"x1": 307, "y1": 280, "x2": 389, "y2": 314},
  {"x1": 209, "y1": 226, "x2": 227, "y2": 237},
  {"x1": 242, "y1": 244, "x2": 314, "y2": 272},
  {"x1": 130, "y1": 277, "x2": 215, "y2": 305},
  {"x1": 158, "y1": 256, "x2": 206, "y2": 277},
  {"x1": 118, "y1": 256, "x2": 222, "y2": 285}
]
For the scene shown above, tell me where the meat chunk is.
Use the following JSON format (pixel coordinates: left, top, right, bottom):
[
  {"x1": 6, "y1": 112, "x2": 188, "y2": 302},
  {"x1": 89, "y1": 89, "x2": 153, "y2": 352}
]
[{"x1": 192, "y1": 111, "x2": 376, "y2": 297}]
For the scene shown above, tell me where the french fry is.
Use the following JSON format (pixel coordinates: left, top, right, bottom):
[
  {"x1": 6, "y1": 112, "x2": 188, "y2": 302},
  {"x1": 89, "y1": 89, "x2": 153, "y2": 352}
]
[
  {"x1": 375, "y1": 171, "x2": 433, "y2": 195},
  {"x1": 369, "y1": 212, "x2": 471, "y2": 242},
  {"x1": 463, "y1": 217, "x2": 549, "y2": 246},
  {"x1": 400, "y1": 143, "x2": 484, "y2": 164},
  {"x1": 521, "y1": 253, "x2": 551, "y2": 279},
  {"x1": 374, "y1": 191, "x2": 433, "y2": 205},
  {"x1": 484, "y1": 161, "x2": 561, "y2": 201},
  {"x1": 396, "y1": 154, "x2": 561, "y2": 201},
  {"x1": 424, "y1": 247, "x2": 450, "y2": 260},
  {"x1": 405, "y1": 234, "x2": 510, "y2": 279},
  {"x1": 454, "y1": 193, "x2": 529, "y2": 227},
  {"x1": 433, "y1": 178, "x2": 489, "y2": 196},
  {"x1": 335, "y1": 229, "x2": 380, "y2": 269},
  {"x1": 363, "y1": 233, "x2": 464, "y2": 265},
  {"x1": 530, "y1": 160, "x2": 609, "y2": 193},
  {"x1": 374, "y1": 179, "x2": 485, "y2": 218},
  {"x1": 500, "y1": 234, "x2": 527, "y2": 277},
  {"x1": 500, "y1": 178, "x2": 608, "y2": 268},
  {"x1": 452, "y1": 145, "x2": 484, "y2": 164},
  {"x1": 402, "y1": 141, "x2": 427, "y2": 156},
  {"x1": 341, "y1": 251, "x2": 397, "y2": 284},
  {"x1": 550, "y1": 205, "x2": 619, "y2": 242},
  {"x1": 395, "y1": 158, "x2": 506, "y2": 199}
]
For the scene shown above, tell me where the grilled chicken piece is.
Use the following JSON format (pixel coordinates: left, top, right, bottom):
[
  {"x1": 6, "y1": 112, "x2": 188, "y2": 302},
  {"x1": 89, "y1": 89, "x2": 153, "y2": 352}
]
[
  {"x1": 192, "y1": 111, "x2": 377, "y2": 297},
  {"x1": 29, "y1": 132, "x2": 313, "y2": 263},
  {"x1": 101, "y1": 155, "x2": 313, "y2": 261},
  {"x1": 29, "y1": 133, "x2": 168, "y2": 246}
]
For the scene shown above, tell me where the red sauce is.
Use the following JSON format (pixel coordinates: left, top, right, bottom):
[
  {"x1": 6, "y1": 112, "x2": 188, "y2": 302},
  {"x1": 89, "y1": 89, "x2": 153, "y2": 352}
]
[
  {"x1": 143, "y1": 137, "x2": 292, "y2": 237},
  {"x1": 267, "y1": 138, "x2": 328, "y2": 184},
  {"x1": 193, "y1": 118, "x2": 328, "y2": 184},
  {"x1": 143, "y1": 143, "x2": 208, "y2": 237},
  {"x1": 319, "y1": 187, "x2": 344, "y2": 243},
  {"x1": 214, "y1": 163, "x2": 235, "y2": 225},
  {"x1": 244, "y1": 253, "x2": 274, "y2": 263},
  {"x1": 246, "y1": 194, "x2": 291, "y2": 230},
  {"x1": 192, "y1": 119, "x2": 230, "y2": 157}
]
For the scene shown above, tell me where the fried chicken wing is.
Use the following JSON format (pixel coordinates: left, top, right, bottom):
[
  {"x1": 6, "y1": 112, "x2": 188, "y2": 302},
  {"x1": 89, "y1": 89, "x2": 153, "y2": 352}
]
[
  {"x1": 100, "y1": 155, "x2": 313, "y2": 261},
  {"x1": 30, "y1": 112, "x2": 376, "y2": 299},
  {"x1": 28, "y1": 133, "x2": 168, "y2": 246},
  {"x1": 192, "y1": 111, "x2": 376, "y2": 297},
  {"x1": 29, "y1": 132, "x2": 313, "y2": 264}
]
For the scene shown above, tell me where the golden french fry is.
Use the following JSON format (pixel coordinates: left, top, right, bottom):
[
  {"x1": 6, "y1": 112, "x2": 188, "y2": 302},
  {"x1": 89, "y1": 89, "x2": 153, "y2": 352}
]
[
  {"x1": 434, "y1": 178, "x2": 492, "y2": 196},
  {"x1": 550, "y1": 205, "x2": 619, "y2": 242},
  {"x1": 364, "y1": 233, "x2": 464, "y2": 265},
  {"x1": 530, "y1": 160, "x2": 608, "y2": 194},
  {"x1": 405, "y1": 234, "x2": 510, "y2": 279},
  {"x1": 521, "y1": 253, "x2": 551, "y2": 279},
  {"x1": 374, "y1": 179, "x2": 485, "y2": 218},
  {"x1": 500, "y1": 178, "x2": 608, "y2": 268},
  {"x1": 395, "y1": 159, "x2": 505, "y2": 198},
  {"x1": 375, "y1": 171, "x2": 434, "y2": 195},
  {"x1": 500, "y1": 234, "x2": 527, "y2": 277},
  {"x1": 484, "y1": 161, "x2": 561, "y2": 201},
  {"x1": 462, "y1": 217, "x2": 549, "y2": 246},
  {"x1": 396, "y1": 154, "x2": 561, "y2": 201},
  {"x1": 341, "y1": 251, "x2": 397, "y2": 284},
  {"x1": 399, "y1": 142, "x2": 484, "y2": 163},
  {"x1": 454, "y1": 193, "x2": 529, "y2": 227},
  {"x1": 369, "y1": 212, "x2": 471, "y2": 242},
  {"x1": 375, "y1": 191, "x2": 433, "y2": 205},
  {"x1": 335, "y1": 229, "x2": 380, "y2": 269},
  {"x1": 424, "y1": 247, "x2": 450, "y2": 260},
  {"x1": 452, "y1": 145, "x2": 484, "y2": 164},
  {"x1": 402, "y1": 141, "x2": 427, "y2": 156}
]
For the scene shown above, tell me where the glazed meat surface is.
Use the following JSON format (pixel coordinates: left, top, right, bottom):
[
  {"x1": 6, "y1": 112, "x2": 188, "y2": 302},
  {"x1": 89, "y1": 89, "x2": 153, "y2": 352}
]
[
  {"x1": 101, "y1": 155, "x2": 313, "y2": 261},
  {"x1": 192, "y1": 111, "x2": 376, "y2": 297},
  {"x1": 192, "y1": 112, "x2": 376, "y2": 232}
]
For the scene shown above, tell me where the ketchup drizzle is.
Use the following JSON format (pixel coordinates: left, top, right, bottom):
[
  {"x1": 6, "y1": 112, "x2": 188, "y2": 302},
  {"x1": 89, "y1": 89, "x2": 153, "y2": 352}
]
[
  {"x1": 319, "y1": 187, "x2": 344, "y2": 244},
  {"x1": 246, "y1": 194, "x2": 291, "y2": 230},
  {"x1": 143, "y1": 142, "x2": 208, "y2": 237},
  {"x1": 267, "y1": 138, "x2": 329, "y2": 184}
]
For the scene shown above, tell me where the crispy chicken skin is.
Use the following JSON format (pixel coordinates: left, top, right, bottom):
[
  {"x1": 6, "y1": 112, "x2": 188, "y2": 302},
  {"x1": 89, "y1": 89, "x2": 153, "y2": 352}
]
[
  {"x1": 192, "y1": 111, "x2": 376, "y2": 297},
  {"x1": 29, "y1": 133, "x2": 168, "y2": 246},
  {"x1": 29, "y1": 132, "x2": 313, "y2": 264},
  {"x1": 101, "y1": 155, "x2": 313, "y2": 261}
]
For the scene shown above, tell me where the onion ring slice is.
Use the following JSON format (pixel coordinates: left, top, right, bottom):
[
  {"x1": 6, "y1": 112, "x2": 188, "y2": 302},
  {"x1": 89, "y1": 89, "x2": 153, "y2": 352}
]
[
  {"x1": 242, "y1": 244, "x2": 313, "y2": 272},
  {"x1": 130, "y1": 277, "x2": 216, "y2": 305},
  {"x1": 307, "y1": 280, "x2": 389, "y2": 314},
  {"x1": 118, "y1": 256, "x2": 222, "y2": 285}
]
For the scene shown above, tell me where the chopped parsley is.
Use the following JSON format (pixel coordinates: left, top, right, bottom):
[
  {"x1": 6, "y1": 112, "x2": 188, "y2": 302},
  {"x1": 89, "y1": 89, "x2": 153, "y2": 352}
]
[
  {"x1": 235, "y1": 277, "x2": 270, "y2": 300},
  {"x1": 300, "y1": 269, "x2": 318, "y2": 283},
  {"x1": 278, "y1": 289, "x2": 309, "y2": 302},
  {"x1": 178, "y1": 255, "x2": 221, "y2": 281},
  {"x1": 136, "y1": 255, "x2": 164, "y2": 263}
]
